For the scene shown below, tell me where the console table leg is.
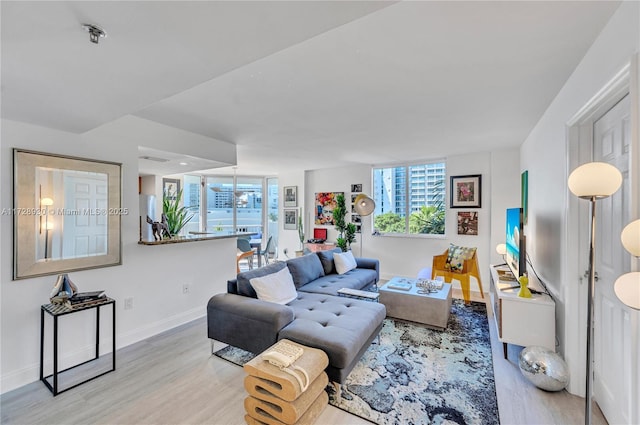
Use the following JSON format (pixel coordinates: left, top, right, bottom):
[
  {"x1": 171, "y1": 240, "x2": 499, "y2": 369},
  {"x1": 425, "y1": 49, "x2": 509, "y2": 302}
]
[
  {"x1": 53, "y1": 316, "x2": 58, "y2": 396},
  {"x1": 112, "y1": 302, "x2": 116, "y2": 371},
  {"x1": 39, "y1": 309, "x2": 44, "y2": 381}
]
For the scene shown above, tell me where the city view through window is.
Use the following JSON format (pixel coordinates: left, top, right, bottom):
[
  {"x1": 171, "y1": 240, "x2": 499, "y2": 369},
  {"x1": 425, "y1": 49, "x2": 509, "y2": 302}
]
[
  {"x1": 372, "y1": 162, "x2": 446, "y2": 235},
  {"x1": 182, "y1": 175, "x2": 278, "y2": 245}
]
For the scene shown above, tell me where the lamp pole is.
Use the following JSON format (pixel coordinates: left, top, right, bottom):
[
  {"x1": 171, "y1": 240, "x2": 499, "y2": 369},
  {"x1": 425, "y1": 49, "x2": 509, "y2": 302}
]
[{"x1": 584, "y1": 196, "x2": 596, "y2": 425}]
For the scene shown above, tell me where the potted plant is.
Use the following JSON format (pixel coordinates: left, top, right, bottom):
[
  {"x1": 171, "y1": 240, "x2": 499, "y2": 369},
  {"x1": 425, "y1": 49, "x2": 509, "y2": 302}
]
[
  {"x1": 162, "y1": 188, "x2": 195, "y2": 238},
  {"x1": 295, "y1": 208, "x2": 305, "y2": 256},
  {"x1": 334, "y1": 193, "x2": 356, "y2": 251}
]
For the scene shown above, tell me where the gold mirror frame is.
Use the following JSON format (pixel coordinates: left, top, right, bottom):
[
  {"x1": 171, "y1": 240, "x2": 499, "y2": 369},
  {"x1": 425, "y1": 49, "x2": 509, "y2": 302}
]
[{"x1": 13, "y1": 149, "x2": 122, "y2": 279}]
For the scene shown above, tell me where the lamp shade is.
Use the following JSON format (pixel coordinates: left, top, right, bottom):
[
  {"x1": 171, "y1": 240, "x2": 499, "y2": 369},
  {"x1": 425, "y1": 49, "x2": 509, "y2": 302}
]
[
  {"x1": 41, "y1": 197, "x2": 54, "y2": 206},
  {"x1": 568, "y1": 162, "x2": 622, "y2": 199},
  {"x1": 614, "y1": 272, "x2": 640, "y2": 310},
  {"x1": 354, "y1": 194, "x2": 375, "y2": 216},
  {"x1": 621, "y1": 219, "x2": 640, "y2": 257},
  {"x1": 496, "y1": 243, "x2": 507, "y2": 255}
]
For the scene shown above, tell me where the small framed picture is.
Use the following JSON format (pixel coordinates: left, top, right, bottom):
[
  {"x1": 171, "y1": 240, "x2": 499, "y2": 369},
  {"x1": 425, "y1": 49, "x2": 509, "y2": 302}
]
[
  {"x1": 284, "y1": 186, "x2": 297, "y2": 208},
  {"x1": 450, "y1": 175, "x2": 482, "y2": 208},
  {"x1": 457, "y1": 211, "x2": 478, "y2": 235},
  {"x1": 162, "y1": 178, "x2": 180, "y2": 201},
  {"x1": 351, "y1": 184, "x2": 362, "y2": 193},
  {"x1": 351, "y1": 214, "x2": 361, "y2": 224},
  {"x1": 284, "y1": 209, "x2": 298, "y2": 230}
]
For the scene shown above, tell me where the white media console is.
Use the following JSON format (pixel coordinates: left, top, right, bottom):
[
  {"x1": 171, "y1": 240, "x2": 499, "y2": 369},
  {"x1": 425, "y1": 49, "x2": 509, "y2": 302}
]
[{"x1": 489, "y1": 265, "x2": 556, "y2": 359}]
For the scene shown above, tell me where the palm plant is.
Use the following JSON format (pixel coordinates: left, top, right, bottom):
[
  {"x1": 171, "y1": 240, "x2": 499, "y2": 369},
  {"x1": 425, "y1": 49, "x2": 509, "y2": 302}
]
[
  {"x1": 162, "y1": 188, "x2": 195, "y2": 238},
  {"x1": 297, "y1": 208, "x2": 305, "y2": 250}
]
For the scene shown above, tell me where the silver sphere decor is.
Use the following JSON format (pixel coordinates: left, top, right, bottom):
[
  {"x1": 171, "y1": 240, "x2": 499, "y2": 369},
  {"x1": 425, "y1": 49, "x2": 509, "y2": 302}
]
[{"x1": 518, "y1": 346, "x2": 569, "y2": 391}]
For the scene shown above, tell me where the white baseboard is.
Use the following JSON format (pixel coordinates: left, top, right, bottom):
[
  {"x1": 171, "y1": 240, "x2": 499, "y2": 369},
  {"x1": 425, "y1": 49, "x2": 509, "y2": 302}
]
[{"x1": 0, "y1": 307, "x2": 205, "y2": 395}]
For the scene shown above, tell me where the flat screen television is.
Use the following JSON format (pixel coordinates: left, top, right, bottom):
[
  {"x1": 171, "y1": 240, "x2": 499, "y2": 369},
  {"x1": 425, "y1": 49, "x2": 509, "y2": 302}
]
[{"x1": 505, "y1": 207, "x2": 526, "y2": 278}]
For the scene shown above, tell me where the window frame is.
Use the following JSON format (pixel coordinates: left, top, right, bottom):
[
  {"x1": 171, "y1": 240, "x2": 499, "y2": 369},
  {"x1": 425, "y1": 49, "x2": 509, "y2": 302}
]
[{"x1": 371, "y1": 159, "x2": 447, "y2": 239}]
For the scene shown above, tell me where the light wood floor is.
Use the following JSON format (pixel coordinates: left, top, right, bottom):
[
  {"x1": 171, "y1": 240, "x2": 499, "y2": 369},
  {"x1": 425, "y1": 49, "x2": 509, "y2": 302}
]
[{"x1": 1, "y1": 289, "x2": 607, "y2": 425}]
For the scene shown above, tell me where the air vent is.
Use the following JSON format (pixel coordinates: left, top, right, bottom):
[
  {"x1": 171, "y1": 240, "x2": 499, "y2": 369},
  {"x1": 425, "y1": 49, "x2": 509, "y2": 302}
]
[{"x1": 138, "y1": 155, "x2": 170, "y2": 163}]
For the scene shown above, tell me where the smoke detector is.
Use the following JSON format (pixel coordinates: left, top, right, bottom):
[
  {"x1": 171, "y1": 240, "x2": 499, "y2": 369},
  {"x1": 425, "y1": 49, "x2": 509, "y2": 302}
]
[{"x1": 82, "y1": 24, "x2": 107, "y2": 44}]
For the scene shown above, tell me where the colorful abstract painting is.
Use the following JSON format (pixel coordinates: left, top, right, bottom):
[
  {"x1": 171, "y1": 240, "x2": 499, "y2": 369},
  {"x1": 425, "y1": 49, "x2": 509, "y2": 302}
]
[{"x1": 315, "y1": 192, "x2": 343, "y2": 225}]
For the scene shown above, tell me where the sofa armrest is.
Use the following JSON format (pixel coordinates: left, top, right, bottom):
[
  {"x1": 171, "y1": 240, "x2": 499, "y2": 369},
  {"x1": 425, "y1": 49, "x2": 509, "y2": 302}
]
[
  {"x1": 355, "y1": 257, "x2": 380, "y2": 282},
  {"x1": 227, "y1": 279, "x2": 239, "y2": 294},
  {"x1": 207, "y1": 293, "x2": 295, "y2": 354}
]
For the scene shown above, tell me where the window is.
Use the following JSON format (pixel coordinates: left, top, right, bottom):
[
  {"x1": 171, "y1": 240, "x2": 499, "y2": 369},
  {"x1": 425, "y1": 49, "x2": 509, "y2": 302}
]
[{"x1": 372, "y1": 161, "x2": 446, "y2": 235}]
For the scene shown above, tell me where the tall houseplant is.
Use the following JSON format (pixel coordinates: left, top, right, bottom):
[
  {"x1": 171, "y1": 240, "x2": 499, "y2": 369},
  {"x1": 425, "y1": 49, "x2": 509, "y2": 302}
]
[
  {"x1": 296, "y1": 208, "x2": 305, "y2": 256},
  {"x1": 334, "y1": 193, "x2": 356, "y2": 251},
  {"x1": 162, "y1": 188, "x2": 195, "y2": 238}
]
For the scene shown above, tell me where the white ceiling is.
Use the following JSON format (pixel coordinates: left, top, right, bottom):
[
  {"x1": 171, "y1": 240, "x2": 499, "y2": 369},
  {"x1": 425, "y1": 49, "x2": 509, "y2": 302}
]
[{"x1": 2, "y1": 1, "x2": 621, "y2": 176}]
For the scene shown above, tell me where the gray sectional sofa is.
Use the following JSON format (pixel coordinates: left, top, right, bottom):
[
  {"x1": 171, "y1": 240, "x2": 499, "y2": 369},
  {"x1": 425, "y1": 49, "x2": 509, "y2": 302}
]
[{"x1": 207, "y1": 249, "x2": 386, "y2": 384}]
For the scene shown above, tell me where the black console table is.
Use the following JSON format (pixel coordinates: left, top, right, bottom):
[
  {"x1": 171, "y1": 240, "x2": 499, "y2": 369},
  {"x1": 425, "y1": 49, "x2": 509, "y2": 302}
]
[{"x1": 40, "y1": 298, "x2": 116, "y2": 396}]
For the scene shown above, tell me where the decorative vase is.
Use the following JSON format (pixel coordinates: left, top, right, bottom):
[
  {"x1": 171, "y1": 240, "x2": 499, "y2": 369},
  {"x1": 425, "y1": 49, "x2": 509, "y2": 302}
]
[{"x1": 518, "y1": 275, "x2": 532, "y2": 298}]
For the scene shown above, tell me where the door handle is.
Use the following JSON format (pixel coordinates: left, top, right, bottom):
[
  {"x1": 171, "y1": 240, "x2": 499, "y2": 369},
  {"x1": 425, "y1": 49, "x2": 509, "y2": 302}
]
[{"x1": 583, "y1": 270, "x2": 599, "y2": 282}]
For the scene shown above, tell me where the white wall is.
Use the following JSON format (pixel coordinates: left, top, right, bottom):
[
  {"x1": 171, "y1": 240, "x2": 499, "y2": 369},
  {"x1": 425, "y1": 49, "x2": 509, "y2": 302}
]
[
  {"x1": 520, "y1": 0, "x2": 639, "y2": 397},
  {"x1": 276, "y1": 169, "x2": 306, "y2": 259},
  {"x1": 304, "y1": 150, "x2": 520, "y2": 291},
  {"x1": 0, "y1": 118, "x2": 237, "y2": 393}
]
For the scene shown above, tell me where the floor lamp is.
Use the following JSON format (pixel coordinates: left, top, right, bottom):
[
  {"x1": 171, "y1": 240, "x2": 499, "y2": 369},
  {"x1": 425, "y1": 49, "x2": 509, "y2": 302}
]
[
  {"x1": 568, "y1": 162, "x2": 622, "y2": 425},
  {"x1": 354, "y1": 194, "x2": 375, "y2": 257}
]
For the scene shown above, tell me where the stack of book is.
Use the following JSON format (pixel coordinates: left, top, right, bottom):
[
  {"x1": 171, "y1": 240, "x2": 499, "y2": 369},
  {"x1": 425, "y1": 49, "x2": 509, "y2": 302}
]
[{"x1": 65, "y1": 291, "x2": 107, "y2": 309}]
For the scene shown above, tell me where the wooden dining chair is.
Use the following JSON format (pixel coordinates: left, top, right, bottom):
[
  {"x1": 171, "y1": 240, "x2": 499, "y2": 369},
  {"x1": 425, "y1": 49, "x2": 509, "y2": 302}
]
[
  {"x1": 237, "y1": 238, "x2": 255, "y2": 274},
  {"x1": 432, "y1": 245, "x2": 483, "y2": 304}
]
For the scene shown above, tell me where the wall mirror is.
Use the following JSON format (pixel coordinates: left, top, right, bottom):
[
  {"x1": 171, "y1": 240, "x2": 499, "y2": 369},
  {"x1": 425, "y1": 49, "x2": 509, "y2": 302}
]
[{"x1": 13, "y1": 149, "x2": 122, "y2": 279}]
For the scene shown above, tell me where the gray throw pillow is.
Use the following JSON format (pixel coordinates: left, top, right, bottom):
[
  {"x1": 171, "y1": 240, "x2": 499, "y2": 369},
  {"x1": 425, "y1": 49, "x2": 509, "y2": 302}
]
[
  {"x1": 316, "y1": 249, "x2": 341, "y2": 275},
  {"x1": 237, "y1": 261, "x2": 287, "y2": 298},
  {"x1": 286, "y1": 254, "x2": 325, "y2": 288}
]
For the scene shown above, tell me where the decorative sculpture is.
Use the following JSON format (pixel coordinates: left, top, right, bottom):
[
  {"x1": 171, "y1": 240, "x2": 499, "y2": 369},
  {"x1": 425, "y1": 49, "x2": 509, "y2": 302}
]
[
  {"x1": 49, "y1": 273, "x2": 78, "y2": 304},
  {"x1": 518, "y1": 346, "x2": 569, "y2": 391},
  {"x1": 147, "y1": 214, "x2": 170, "y2": 241}
]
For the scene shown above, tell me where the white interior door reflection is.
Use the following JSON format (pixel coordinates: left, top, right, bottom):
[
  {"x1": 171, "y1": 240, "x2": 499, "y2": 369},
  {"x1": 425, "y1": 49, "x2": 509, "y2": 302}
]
[{"x1": 37, "y1": 167, "x2": 108, "y2": 261}]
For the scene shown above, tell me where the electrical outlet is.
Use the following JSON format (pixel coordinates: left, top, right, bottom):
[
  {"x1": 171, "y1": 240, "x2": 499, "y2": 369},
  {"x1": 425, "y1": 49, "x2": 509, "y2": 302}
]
[
  {"x1": 124, "y1": 297, "x2": 134, "y2": 310},
  {"x1": 182, "y1": 283, "x2": 190, "y2": 294}
]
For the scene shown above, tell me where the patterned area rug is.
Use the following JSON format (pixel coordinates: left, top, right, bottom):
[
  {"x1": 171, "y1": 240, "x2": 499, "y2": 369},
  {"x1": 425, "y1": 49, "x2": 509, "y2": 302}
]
[{"x1": 214, "y1": 299, "x2": 499, "y2": 425}]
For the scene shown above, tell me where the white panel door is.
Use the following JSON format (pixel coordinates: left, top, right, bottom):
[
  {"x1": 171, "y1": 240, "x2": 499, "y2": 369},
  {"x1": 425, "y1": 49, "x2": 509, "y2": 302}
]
[
  {"x1": 592, "y1": 94, "x2": 636, "y2": 425},
  {"x1": 62, "y1": 172, "x2": 108, "y2": 258}
]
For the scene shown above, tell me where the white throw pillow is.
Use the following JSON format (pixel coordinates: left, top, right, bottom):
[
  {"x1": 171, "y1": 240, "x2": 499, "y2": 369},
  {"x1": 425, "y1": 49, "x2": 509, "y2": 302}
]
[
  {"x1": 249, "y1": 267, "x2": 298, "y2": 304},
  {"x1": 334, "y1": 251, "x2": 357, "y2": 275}
]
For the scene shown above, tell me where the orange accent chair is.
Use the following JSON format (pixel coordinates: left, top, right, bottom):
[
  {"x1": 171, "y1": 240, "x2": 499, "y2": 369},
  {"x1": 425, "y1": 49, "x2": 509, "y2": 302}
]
[{"x1": 432, "y1": 248, "x2": 484, "y2": 304}]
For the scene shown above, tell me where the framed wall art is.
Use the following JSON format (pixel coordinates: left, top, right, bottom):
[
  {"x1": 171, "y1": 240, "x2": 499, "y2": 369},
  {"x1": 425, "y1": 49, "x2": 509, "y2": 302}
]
[
  {"x1": 162, "y1": 178, "x2": 180, "y2": 201},
  {"x1": 450, "y1": 174, "x2": 482, "y2": 208},
  {"x1": 457, "y1": 211, "x2": 478, "y2": 235},
  {"x1": 284, "y1": 186, "x2": 297, "y2": 208},
  {"x1": 284, "y1": 209, "x2": 298, "y2": 230},
  {"x1": 315, "y1": 192, "x2": 343, "y2": 225}
]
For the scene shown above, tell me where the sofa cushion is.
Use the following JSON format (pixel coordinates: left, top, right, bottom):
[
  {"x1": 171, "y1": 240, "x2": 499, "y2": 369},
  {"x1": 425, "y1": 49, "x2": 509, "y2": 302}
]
[
  {"x1": 334, "y1": 251, "x2": 357, "y2": 274},
  {"x1": 250, "y1": 266, "x2": 297, "y2": 305},
  {"x1": 286, "y1": 254, "x2": 325, "y2": 288},
  {"x1": 297, "y1": 268, "x2": 378, "y2": 296},
  {"x1": 281, "y1": 292, "x2": 386, "y2": 369},
  {"x1": 316, "y1": 248, "x2": 340, "y2": 275},
  {"x1": 237, "y1": 261, "x2": 287, "y2": 298}
]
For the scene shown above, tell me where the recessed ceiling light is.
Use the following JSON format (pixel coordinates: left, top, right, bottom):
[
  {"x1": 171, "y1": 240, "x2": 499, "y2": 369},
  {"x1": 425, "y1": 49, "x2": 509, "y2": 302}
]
[{"x1": 179, "y1": 162, "x2": 188, "y2": 166}]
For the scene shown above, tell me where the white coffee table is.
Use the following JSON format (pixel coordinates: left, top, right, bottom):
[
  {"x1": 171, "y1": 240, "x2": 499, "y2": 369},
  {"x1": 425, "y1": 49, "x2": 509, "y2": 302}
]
[{"x1": 379, "y1": 276, "x2": 452, "y2": 330}]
